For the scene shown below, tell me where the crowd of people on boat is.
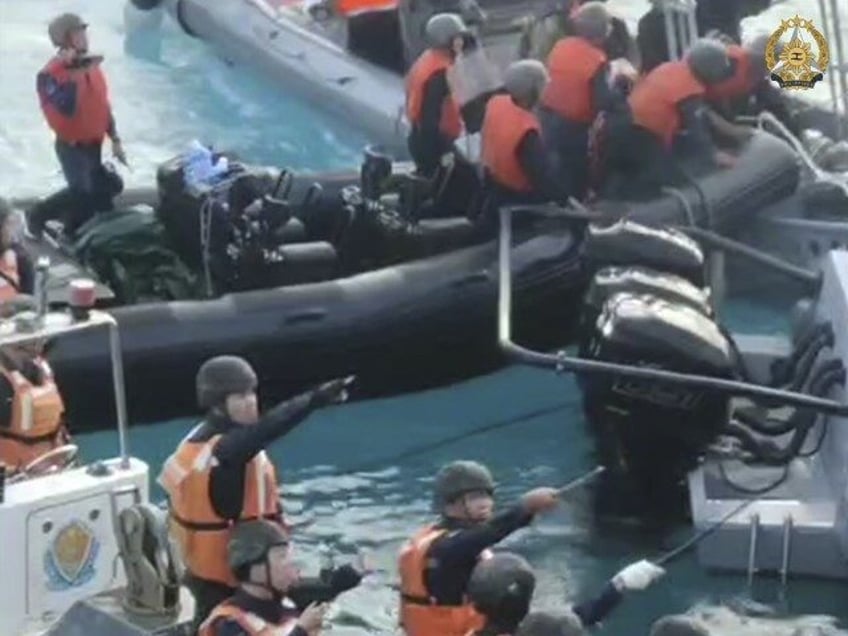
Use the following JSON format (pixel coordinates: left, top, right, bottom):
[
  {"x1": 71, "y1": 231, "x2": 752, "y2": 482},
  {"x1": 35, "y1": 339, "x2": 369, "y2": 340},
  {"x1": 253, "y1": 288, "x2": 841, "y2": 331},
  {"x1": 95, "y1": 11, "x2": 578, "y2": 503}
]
[{"x1": 405, "y1": 0, "x2": 800, "y2": 222}]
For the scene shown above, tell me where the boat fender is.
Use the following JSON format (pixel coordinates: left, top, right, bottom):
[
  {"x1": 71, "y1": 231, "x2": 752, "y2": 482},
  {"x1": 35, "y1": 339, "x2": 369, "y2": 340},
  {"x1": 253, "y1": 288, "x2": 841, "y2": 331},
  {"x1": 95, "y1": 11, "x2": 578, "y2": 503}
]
[
  {"x1": 116, "y1": 503, "x2": 181, "y2": 616},
  {"x1": 172, "y1": 0, "x2": 198, "y2": 38},
  {"x1": 583, "y1": 220, "x2": 706, "y2": 287}
]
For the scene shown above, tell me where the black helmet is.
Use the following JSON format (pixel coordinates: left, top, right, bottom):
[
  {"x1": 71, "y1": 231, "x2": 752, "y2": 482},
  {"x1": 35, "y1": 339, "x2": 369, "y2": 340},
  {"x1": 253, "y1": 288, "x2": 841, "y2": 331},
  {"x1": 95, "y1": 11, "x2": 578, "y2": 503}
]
[
  {"x1": 686, "y1": 39, "x2": 733, "y2": 85},
  {"x1": 650, "y1": 615, "x2": 711, "y2": 636},
  {"x1": 517, "y1": 610, "x2": 586, "y2": 636},
  {"x1": 228, "y1": 520, "x2": 289, "y2": 580},
  {"x1": 196, "y1": 355, "x2": 257, "y2": 409},
  {"x1": 467, "y1": 552, "x2": 535, "y2": 616},
  {"x1": 433, "y1": 460, "x2": 494, "y2": 509}
]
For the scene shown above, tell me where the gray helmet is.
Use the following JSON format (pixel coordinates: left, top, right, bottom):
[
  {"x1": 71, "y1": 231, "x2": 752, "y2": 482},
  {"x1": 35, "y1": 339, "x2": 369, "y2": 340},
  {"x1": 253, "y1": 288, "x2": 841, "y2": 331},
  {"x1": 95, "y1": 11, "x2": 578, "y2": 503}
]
[
  {"x1": 504, "y1": 60, "x2": 549, "y2": 105},
  {"x1": 433, "y1": 460, "x2": 494, "y2": 509},
  {"x1": 467, "y1": 552, "x2": 536, "y2": 615},
  {"x1": 572, "y1": 2, "x2": 611, "y2": 43},
  {"x1": 746, "y1": 33, "x2": 775, "y2": 72},
  {"x1": 196, "y1": 355, "x2": 258, "y2": 409},
  {"x1": 48, "y1": 13, "x2": 87, "y2": 47},
  {"x1": 425, "y1": 13, "x2": 468, "y2": 50},
  {"x1": 650, "y1": 616, "x2": 711, "y2": 636},
  {"x1": 686, "y1": 39, "x2": 733, "y2": 85},
  {"x1": 517, "y1": 610, "x2": 586, "y2": 636},
  {"x1": 228, "y1": 520, "x2": 289, "y2": 579}
]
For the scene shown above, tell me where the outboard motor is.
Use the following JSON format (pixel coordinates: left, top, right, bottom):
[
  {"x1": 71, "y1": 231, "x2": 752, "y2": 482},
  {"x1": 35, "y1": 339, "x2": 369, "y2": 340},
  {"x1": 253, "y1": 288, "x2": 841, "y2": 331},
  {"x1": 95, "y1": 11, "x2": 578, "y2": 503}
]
[
  {"x1": 578, "y1": 266, "x2": 713, "y2": 357},
  {"x1": 580, "y1": 292, "x2": 735, "y2": 521},
  {"x1": 361, "y1": 145, "x2": 393, "y2": 202},
  {"x1": 584, "y1": 220, "x2": 706, "y2": 287}
]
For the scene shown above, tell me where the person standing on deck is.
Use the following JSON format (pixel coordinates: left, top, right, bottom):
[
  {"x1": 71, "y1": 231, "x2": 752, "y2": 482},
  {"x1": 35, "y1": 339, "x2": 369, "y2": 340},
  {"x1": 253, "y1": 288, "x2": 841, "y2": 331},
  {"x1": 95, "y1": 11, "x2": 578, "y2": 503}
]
[
  {"x1": 158, "y1": 355, "x2": 356, "y2": 632},
  {"x1": 34, "y1": 14, "x2": 127, "y2": 238}
]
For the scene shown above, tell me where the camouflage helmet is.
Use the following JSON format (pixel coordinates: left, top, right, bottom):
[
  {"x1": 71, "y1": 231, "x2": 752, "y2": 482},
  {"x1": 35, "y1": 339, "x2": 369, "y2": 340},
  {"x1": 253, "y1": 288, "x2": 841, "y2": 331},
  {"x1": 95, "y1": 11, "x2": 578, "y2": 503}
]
[
  {"x1": 227, "y1": 520, "x2": 289, "y2": 579},
  {"x1": 433, "y1": 460, "x2": 495, "y2": 509}
]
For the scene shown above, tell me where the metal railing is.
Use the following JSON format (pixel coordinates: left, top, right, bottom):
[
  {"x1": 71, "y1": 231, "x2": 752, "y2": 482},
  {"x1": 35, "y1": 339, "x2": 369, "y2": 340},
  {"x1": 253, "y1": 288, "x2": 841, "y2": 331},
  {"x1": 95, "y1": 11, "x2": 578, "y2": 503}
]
[
  {"x1": 816, "y1": 0, "x2": 848, "y2": 139},
  {"x1": 660, "y1": 0, "x2": 698, "y2": 61}
]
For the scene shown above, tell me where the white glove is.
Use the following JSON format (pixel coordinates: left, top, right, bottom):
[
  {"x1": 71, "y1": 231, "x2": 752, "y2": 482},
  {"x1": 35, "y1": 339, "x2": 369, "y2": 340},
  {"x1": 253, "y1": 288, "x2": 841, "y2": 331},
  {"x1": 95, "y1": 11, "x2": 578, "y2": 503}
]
[{"x1": 612, "y1": 559, "x2": 665, "y2": 592}]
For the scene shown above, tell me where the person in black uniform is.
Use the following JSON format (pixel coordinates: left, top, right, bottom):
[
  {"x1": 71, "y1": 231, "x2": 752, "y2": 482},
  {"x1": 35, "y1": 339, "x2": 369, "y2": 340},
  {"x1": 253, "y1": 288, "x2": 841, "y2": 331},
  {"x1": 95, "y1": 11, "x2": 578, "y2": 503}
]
[{"x1": 466, "y1": 552, "x2": 665, "y2": 635}]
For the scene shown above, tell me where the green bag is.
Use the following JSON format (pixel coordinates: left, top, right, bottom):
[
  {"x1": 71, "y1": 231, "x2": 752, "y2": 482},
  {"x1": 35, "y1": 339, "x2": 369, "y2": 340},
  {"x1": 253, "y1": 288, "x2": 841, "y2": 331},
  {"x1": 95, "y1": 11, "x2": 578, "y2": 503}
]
[{"x1": 73, "y1": 207, "x2": 200, "y2": 305}]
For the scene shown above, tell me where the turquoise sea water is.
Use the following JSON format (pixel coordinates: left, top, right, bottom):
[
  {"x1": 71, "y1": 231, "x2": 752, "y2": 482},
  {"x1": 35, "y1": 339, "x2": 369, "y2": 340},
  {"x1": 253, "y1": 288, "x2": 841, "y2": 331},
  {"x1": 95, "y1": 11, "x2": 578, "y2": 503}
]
[{"x1": 0, "y1": 1, "x2": 846, "y2": 634}]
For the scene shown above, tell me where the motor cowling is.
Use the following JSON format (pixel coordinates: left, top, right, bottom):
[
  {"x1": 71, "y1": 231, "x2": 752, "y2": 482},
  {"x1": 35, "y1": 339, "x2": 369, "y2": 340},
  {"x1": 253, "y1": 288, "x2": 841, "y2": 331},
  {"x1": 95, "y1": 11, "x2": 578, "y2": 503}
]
[
  {"x1": 578, "y1": 266, "x2": 713, "y2": 358},
  {"x1": 580, "y1": 292, "x2": 735, "y2": 520},
  {"x1": 583, "y1": 220, "x2": 706, "y2": 287}
]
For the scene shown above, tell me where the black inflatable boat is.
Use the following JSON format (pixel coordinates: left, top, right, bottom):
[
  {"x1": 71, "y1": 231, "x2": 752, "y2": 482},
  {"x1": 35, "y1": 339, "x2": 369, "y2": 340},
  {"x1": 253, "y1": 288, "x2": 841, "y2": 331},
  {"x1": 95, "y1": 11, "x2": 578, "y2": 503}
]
[{"x1": 21, "y1": 131, "x2": 798, "y2": 431}]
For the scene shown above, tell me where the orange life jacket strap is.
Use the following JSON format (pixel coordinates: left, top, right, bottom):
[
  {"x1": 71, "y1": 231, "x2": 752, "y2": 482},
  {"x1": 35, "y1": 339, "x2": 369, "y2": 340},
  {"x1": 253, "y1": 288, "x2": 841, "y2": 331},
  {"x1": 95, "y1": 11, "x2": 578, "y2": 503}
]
[
  {"x1": 0, "y1": 427, "x2": 62, "y2": 444},
  {"x1": 171, "y1": 511, "x2": 281, "y2": 532}
]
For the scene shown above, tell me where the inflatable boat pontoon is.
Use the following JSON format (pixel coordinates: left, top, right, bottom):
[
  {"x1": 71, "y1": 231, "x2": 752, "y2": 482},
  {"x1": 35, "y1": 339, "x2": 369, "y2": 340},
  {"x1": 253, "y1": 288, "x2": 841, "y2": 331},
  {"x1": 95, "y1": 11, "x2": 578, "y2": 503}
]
[{"x1": 17, "y1": 131, "x2": 798, "y2": 431}]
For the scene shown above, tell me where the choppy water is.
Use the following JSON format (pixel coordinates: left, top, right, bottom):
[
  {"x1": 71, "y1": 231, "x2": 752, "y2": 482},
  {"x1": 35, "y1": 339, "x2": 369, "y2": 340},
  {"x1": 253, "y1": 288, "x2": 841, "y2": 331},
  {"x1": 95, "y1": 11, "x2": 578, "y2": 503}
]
[{"x1": 1, "y1": 0, "x2": 847, "y2": 634}]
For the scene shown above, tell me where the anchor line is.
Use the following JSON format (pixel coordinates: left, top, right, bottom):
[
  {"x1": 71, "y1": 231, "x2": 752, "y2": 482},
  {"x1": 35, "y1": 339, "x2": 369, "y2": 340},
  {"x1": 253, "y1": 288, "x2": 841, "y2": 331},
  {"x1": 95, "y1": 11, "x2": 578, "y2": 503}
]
[
  {"x1": 331, "y1": 400, "x2": 580, "y2": 477},
  {"x1": 653, "y1": 498, "x2": 756, "y2": 567}
]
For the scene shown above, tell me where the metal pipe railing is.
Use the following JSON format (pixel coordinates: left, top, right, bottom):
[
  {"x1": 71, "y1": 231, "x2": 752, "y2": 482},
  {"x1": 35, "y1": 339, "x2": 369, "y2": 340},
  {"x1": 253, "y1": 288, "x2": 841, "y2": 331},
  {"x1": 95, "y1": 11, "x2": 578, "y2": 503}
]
[
  {"x1": 816, "y1": 0, "x2": 848, "y2": 140},
  {"x1": 496, "y1": 206, "x2": 848, "y2": 417},
  {"x1": 662, "y1": 0, "x2": 698, "y2": 61}
]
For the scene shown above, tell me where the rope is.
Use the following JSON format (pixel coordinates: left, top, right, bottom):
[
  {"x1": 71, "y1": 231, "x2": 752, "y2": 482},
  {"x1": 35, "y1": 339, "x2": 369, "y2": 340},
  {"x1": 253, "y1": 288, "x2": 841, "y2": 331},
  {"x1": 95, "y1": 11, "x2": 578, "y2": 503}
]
[
  {"x1": 329, "y1": 400, "x2": 578, "y2": 477},
  {"x1": 654, "y1": 497, "x2": 755, "y2": 566},
  {"x1": 756, "y1": 111, "x2": 848, "y2": 197}
]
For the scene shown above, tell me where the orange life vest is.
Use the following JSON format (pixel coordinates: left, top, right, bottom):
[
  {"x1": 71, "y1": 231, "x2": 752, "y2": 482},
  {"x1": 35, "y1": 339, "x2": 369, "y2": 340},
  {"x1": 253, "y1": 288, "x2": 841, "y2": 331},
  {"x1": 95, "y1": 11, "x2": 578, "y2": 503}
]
[
  {"x1": 705, "y1": 44, "x2": 755, "y2": 102},
  {"x1": 199, "y1": 602, "x2": 299, "y2": 636},
  {"x1": 481, "y1": 95, "x2": 542, "y2": 194},
  {"x1": 0, "y1": 249, "x2": 21, "y2": 302},
  {"x1": 542, "y1": 37, "x2": 608, "y2": 124},
  {"x1": 336, "y1": 0, "x2": 396, "y2": 16},
  {"x1": 158, "y1": 428, "x2": 284, "y2": 586},
  {"x1": 628, "y1": 60, "x2": 705, "y2": 149},
  {"x1": 398, "y1": 524, "x2": 493, "y2": 636},
  {"x1": 38, "y1": 57, "x2": 112, "y2": 144},
  {"x1": 406, "y1": 49, "x2": 463, "y2": 141},
  {"x1": 0, "y1": 357, "x2": 67, "y2": 471}
]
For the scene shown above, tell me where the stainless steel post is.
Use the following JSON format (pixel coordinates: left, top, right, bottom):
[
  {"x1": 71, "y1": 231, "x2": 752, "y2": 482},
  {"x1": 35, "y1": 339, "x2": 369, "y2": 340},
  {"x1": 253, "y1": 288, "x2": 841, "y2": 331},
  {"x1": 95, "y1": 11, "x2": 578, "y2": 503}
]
[{"x1": 108, "y1": 320, "x2": 131, "y2": 469}]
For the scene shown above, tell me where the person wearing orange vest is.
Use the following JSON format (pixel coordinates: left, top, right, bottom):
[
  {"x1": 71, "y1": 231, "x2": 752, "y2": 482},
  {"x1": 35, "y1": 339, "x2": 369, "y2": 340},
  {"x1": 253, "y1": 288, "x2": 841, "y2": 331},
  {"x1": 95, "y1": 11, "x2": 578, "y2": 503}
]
[
  {"x1": 199, "y1": 519, "x2": 329, "y2": 636},
  {"x1": 541, "y1": 2, "x2": 626, "y2": 200},
  {"x1": 466, "y1": 552, "x2": 666, "y2": 636},
  {"x1": 0, "y1": 201, "x2": 35, "y2": 302},
  {"x1": 0, "y1": 311, "x2": 71, "y2": 474},
  {"x1": 479, "y1": 60, "x2": 566, "y2": 224},
  {"x1": 398, "y1": 460, "x2": 560, "y2": 636},
  {"x1": 34, "y1": 14, "x2": 126, "y2": 239},
  {"x1": 704, "y1": 36, "x2": 799, "y2": 136},
  {"x1": 158, "y1": 355, "x2": 354, "y2": 632},
  {"x1": 602, "y1": 39, "x2": 737, "y2": 196},
  {"x1": 405, "y1": 13, "x2": 472, "y2": 177},
  {"x1": 561, "y1": 0, "x2": 636, "y2": 62}
]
